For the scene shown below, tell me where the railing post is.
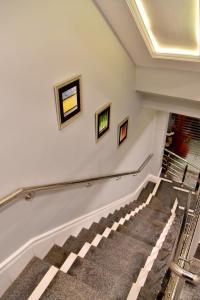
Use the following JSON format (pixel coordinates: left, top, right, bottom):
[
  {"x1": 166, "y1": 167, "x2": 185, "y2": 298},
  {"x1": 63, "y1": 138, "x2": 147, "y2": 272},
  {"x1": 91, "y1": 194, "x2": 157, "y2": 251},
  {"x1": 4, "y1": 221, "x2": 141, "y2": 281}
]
[
  {"x1": 164, "y1": 153, "x2": 171, "y2": 177},
  {"x1": 182, "y1": 164, "x2": 188, "y2": 184},
  {"x1": 195, "y1": 172, "x2": 200, "y2": 192}
]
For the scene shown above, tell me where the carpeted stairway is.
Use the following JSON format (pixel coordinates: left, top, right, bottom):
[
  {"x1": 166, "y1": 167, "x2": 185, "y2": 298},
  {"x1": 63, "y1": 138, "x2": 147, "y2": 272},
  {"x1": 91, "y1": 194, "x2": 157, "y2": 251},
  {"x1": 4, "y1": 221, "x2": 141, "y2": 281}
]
[{"x1": 1, "y1": 180, "x2": 187, "y2": 300}]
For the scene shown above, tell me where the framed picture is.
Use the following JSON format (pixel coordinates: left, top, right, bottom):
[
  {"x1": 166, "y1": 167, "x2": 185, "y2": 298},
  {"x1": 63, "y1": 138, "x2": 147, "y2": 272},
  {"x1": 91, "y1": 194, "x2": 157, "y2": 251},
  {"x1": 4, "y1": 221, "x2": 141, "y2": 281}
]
[
  {"x1": 118, "y1": 117, "x2": 129, "y2": 146},
  {"x1": 54, "y1": 75, "x2": 81, "y2": 129},
  {"x1": 95, "y1": 103, "x2": 111, "y2": 141}
]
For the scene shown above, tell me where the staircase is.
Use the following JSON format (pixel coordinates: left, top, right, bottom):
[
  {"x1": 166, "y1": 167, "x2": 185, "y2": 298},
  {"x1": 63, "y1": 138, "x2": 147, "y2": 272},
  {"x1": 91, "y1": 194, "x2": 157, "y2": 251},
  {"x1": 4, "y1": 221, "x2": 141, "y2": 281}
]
[{"x1": 1, "y1": 179, "x2": 195, "y2": 300}]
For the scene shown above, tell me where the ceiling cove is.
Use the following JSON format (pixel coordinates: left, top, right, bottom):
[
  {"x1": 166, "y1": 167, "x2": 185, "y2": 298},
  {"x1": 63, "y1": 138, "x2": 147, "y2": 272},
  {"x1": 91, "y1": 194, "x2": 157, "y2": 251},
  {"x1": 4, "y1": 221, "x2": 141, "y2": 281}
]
[{"x1": 126, "y1": 0, "x2": 200, "y2": 61}]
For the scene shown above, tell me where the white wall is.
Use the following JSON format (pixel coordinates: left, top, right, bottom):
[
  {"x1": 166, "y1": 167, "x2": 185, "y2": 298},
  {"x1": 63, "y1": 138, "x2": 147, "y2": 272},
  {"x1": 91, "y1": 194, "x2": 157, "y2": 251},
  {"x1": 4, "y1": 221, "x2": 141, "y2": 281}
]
[
  {"x1": 142, "y1": 93, "x2": 200, "y2": 119},
  {"x1": 0, "y1": 0, "x2": 162, "y2": 262},
  {"x1": 136, "y1": 66, "x2": 200, "y2": 102},
  {"x1": 152, "y1": 111, "x2": 169, "y2": 173}
]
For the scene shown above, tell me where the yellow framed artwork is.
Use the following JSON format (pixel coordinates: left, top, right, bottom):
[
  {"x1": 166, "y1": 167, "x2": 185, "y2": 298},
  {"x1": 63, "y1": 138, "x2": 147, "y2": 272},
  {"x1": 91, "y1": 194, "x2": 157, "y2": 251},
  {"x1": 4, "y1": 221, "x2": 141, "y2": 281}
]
[{"x1": 54, "y1": 75, "x2": 81, "y2": 129}]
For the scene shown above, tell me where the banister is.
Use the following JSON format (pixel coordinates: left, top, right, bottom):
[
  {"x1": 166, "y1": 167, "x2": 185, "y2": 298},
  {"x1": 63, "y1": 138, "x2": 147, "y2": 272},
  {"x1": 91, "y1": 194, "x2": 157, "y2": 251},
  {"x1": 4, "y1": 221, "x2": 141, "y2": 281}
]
[
  {"x1": 170, "y1": 262, "x2": 200, "y2": 284},
  {"x1": 0, "y1": 153, "x2": 153, "y2": 208},
  {"x1": 164, "y1": 148, "x2": 200, "y2": 171}
]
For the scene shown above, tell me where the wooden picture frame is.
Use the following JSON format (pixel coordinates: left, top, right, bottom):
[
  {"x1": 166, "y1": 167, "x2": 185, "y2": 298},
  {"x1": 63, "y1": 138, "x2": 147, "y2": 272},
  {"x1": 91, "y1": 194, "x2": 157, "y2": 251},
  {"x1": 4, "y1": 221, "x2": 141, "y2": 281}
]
[
  {"x1": 118, "y1": 117, "x2": 129, "y2": 146},
  {"x1": 54, "y1": 75, "x2": 81, "y2": 129},
  {"x1": 95, "y1": 103, "x2": 111, "y2": 141}
]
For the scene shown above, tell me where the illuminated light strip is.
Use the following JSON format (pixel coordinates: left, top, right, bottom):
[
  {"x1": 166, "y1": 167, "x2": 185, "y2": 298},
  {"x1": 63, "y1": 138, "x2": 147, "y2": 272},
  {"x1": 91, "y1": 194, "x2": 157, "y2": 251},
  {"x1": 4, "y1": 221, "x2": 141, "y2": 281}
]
[{"x1": 129, "y1": 0, "x2": 200, "y2": 57}]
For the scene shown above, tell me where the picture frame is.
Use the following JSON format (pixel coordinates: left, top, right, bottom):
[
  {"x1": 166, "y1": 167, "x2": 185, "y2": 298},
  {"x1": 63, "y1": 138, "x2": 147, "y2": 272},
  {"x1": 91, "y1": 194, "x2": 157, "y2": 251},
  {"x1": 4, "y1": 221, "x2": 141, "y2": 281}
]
[
  {"x1": 95, "y1": 103, "x2": 111, "y2": 141},
  {"x1": 118, "y1": 117, "x2": 129, "y2": 146},
  {"x1": 54, "y1": 75, "x2": 81, "y2": 129}
]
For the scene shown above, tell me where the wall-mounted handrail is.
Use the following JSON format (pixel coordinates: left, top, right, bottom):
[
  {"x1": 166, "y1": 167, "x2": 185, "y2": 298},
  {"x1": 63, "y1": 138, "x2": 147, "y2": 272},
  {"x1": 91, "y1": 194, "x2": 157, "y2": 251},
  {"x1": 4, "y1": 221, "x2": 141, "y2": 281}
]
[{"x1": 0, "y1": 154, "x2": 153, "y2": 208}]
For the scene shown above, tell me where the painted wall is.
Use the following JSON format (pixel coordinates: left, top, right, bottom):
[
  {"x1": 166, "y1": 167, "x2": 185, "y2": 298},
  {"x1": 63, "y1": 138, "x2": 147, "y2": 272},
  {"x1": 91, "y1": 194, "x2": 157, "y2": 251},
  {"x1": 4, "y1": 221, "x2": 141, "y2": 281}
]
[
  {"x1": 0, "y1": 0, "x2": 163, "y2": 263},
  {"x1": 142, "y1": 93, "x2": 200, "y2": 119},
  {"x1": 136, "y1": 66, "x2": 200, "y2": 102}
]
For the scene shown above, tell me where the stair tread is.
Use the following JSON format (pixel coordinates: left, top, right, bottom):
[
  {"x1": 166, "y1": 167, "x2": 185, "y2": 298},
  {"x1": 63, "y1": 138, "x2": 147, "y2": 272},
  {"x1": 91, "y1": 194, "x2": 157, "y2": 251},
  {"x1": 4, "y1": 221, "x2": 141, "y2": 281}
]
[
  {"x1": 117, "y1": 224, "x2": 161, "y2": 246},
  {"x1": 131, "y1": 209, "x2": 168, "y2": 226},
  {"x1": 44, "y1": 244, "x2": 68, "y2": 268},
  {"x1": 77, "y1": 228, "x2": 97, "y2": 244},
  {"x1": 98, "y1": 231, "x2": 152, "y2": 259},
  {"x1": 85, "y1": 244, "x2": 145, "y2": 280},
  {"x1": 156, "y1": 181, "x2": 177, "y2": 207},
  {"x1": 41, "y1": 271, "x2": 103, "y2": 300},
  {"x1": 68, "y1": 257, "x2": 132, "y2": 299},
  {"x1": 63, "y1": 235, "x2": 86, "y2": 253},
  {"x1": 1, "y1": 257, "x2": 50, "y2": 300}
]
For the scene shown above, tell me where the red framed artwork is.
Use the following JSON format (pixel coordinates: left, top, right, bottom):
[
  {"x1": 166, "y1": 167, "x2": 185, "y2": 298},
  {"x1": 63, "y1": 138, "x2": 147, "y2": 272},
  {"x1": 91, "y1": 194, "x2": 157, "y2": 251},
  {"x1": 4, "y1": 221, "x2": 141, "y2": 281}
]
[{"x1": 118, "y1": 117, "x2": 128, "y2": 146}]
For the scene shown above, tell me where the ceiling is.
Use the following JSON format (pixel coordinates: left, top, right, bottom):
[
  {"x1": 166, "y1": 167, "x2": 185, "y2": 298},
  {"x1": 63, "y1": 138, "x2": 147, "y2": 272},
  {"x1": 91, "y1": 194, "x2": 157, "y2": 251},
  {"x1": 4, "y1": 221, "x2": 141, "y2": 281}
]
[{"x1": 94, "y1": 0, "x2": 200, "y2": 72}]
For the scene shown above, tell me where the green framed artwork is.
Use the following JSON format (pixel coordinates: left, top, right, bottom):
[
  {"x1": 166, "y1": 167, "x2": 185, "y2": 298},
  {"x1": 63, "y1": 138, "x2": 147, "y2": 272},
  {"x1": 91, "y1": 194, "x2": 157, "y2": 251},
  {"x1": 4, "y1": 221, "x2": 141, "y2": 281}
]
[
  {"x1": 54, "y1": 75, "x2": 81, "y2": 129},
  {"x1": 118, "y1": 117, "x2": 128, "y2": 146},
  {"x1": 95, "y1": 103, "x2": 111, "y2": 141}
]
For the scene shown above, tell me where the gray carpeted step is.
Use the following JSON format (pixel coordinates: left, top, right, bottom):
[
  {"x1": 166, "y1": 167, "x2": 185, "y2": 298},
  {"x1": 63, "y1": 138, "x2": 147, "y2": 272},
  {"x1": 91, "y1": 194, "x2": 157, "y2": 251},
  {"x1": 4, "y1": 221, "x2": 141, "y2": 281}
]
[
  {"x1": 117, "y1": 222, "x2": 161, "y2": 246},
  {"x1": 85, "y1": 244, "x2": 145, "y2": 280},
  {"x1": 89, "y1": 222, "x2": 106, "y2": 235},
  {"x1": 138, "y1": 248, "x2": 173, "y2": 299},
  {"x1": 130, "y1": 206, "x2": 169, "y2": 223},
  {"x1": 44, "y1": 244, "x2": 69, "y2": 268},
  {"x1": 97, "y1": 231, "x2": 152, "y2": 262},
  {"x1": 45, "y1": 235, "x2": 89, "y2": 268},
  {"x1": 124, "y1": 217, "x2": 165, "y2": 233},
  {"x1": 1, "y1": 257, "x2": 50, "y2": 300},
  {"x1": 45, "y1": 223, "x2": 108, "y2": 268},
  {"x1": 68, "y1": 257, "x2": 132, "y2": 299},
  {"x1": 41, "y1": 271, "x2": 103, "y2": 300},
  {"x1": 156, "y1": 181, "x2": 177, "y2": 207},
  {"x1": 77, "y1": 228, "x2": 99, "y2": 244},
  {"x1": 98, "y1": 216, "x2": 114, "y2": 228},
  {"x1": 146, "y1": 181, "x2": 156, "y2": 190},
  {"x1": 148, "y1": 196, "x2": 172, "y2": 213},
  {"x1": 62, "y1": 235, "x2": 87, "y2": 253}
]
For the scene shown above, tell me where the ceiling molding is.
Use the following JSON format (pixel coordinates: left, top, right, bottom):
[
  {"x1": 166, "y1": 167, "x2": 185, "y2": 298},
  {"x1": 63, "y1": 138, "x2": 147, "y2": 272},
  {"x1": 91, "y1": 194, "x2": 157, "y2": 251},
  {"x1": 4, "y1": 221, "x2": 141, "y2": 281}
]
[{"x1": 126, "y1": 0, "x2": 200, "y2": 62}]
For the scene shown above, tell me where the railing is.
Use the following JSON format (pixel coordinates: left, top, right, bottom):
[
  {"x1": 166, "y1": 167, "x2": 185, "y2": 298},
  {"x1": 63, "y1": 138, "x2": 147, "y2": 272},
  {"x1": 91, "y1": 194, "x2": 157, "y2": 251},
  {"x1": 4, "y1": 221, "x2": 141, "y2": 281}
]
[
  {"x1": 164, "y1": 190, "x2": 200, "y2": 299},
  {"x1": 162, "y1": 148, "x2": 200, "y2": 191},
  {"x1": 0, "y1": 154, "x2": 153, "y2": 208}
]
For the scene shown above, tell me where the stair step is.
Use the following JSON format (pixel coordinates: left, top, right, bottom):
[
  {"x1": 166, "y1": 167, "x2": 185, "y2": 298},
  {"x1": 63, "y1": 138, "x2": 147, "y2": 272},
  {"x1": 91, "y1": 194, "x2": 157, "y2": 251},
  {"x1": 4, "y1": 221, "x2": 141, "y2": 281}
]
[
  {"x1": 156, "y1": 181, "x2": 177, "y2": 207},
  {"x1": 1, "y1": 257, "x2": 50, "y2": 300},
  {"x1": 148, "y1": 196, "x2": 172, "y2": 213},
  {"x1": 98, "y1": 230, "x2": 152, "y2": 260},
  {"x1": 117, "y1": 223, "x2": 161, "y2": 246},
  {"x1": 130, "y1": 206, "x2": 169, "y2": 223},
  {"x1": 85, "y1": 244, "x2": 145, "y2": 280},
  {"x1": 62, "y1": 235, "x2": 86, "y2": 253},
  {"x1": 44, "y1": 245, "x2": 68, "y2": 268},
  {"x1": 40, "y1": 271, "x2": 103, "y2": 300},
  {"x1": 68, "y1": 257, "x2": 132, "y2": 299}
]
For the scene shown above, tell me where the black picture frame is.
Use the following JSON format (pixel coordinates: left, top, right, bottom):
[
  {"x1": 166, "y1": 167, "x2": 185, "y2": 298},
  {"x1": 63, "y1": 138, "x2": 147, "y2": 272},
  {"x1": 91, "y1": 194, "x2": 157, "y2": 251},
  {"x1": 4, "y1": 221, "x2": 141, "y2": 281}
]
[
  {"x1": 54, "y1": 76, "x2": 81, "y2": 129},
  {"x1": 118, "y1": 117, "x2": 128, "y2": 146},
  {"x1": 96, "y1": 103, "x2": 111, "y2": 141}
]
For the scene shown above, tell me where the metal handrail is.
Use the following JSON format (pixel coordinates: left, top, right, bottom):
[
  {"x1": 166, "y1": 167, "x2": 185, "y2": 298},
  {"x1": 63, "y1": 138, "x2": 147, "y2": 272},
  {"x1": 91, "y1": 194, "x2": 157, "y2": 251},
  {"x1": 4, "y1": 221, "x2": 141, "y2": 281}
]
[
  {"x1": 170, "y1": 262, "x2": 200, "y2": 284},
  {"x1": 0, "y1": 154, "x2": 153, "y2": 208},
  {"x1": 165, "y1": 191, "x2": 200, "y2": 299},
  {"x1": 164, "y1": 148, "x2": 200, "y2": 171}
]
